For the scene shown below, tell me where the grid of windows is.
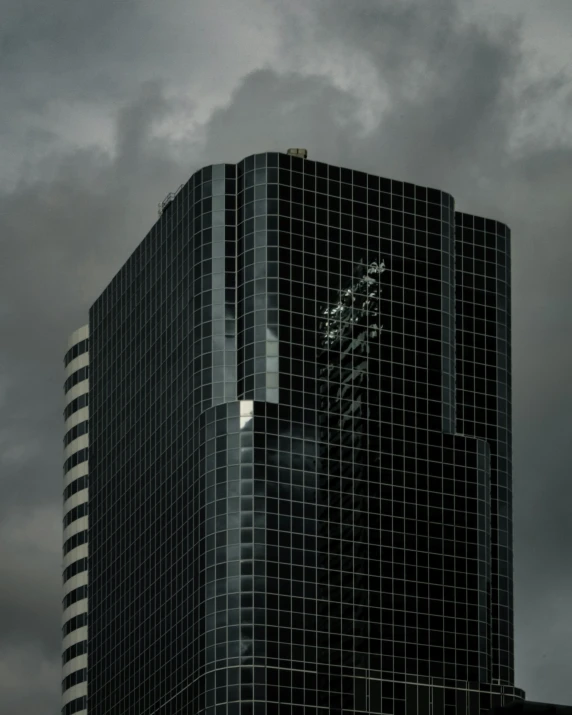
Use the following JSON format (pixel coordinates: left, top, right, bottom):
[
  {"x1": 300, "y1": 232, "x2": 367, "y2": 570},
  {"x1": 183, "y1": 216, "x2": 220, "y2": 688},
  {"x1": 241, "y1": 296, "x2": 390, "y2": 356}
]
[
  {"x1": 88, "y1": 162, "x2": 238, "y2": 715},
  {"x1": 87, "y1": 153, "x2": 523, "y2": 715},
  {"x1": 455, "y1": 213, "x2": 513, "y2": 684}
]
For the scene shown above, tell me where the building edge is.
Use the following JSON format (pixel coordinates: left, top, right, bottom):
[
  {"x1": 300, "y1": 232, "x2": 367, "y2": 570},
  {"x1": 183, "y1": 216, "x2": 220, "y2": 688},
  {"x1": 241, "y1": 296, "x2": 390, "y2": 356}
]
[{"x1": 62, "y1": 324, "x2": 89, "y2": 715}]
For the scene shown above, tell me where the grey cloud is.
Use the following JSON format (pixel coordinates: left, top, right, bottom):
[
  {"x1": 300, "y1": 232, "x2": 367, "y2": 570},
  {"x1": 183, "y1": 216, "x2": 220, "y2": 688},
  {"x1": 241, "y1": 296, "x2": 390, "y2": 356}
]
[
  {"x1": 0, "y1": 80, "x2": 187, "y2": 518},
  {"x1": 1, "y1": 0, "x2": 148, "y2": 101},
  {"x1": 0, "y1": 643, "x2": 60, "y2": 715},
  {"x1": 1, "y1": 0, "x2": 571, "y2": 712},
  {"x1": 309, "y1": 0, "x2": 523, "y2": 189},
  {"x1": 0, "y1": 80, "x2": 194, "y2": 714},
  {"x1": 0, "y1": 506, "x2": 61, "y2": 655},
  {"x1": 200, "y1": 69, "x2": 363, "y2": 165}
]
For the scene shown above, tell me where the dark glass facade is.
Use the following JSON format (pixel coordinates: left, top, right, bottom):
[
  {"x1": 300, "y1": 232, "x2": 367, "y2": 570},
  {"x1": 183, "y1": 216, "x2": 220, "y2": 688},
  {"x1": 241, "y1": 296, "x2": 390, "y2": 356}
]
[
  {"x1": 455, "y1": 213, "x2": 513, "y2": 685},
  {"x1": 87, "y1": 152, "x2": 524, "y2": 714}
]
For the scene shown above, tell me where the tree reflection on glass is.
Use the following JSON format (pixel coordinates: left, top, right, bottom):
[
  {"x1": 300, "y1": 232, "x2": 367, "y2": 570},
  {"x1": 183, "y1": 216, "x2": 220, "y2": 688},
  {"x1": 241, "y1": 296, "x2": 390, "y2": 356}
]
[{"x1": 317, "y1": 258, "x2": 387, "y2": 679}]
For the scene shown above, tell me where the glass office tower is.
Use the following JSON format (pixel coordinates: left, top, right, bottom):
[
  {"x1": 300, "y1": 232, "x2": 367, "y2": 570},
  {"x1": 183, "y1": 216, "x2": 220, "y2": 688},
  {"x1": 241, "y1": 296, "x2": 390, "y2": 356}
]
[{"x1": 74, "y1": 151, "x2": 526, "y2": 714}]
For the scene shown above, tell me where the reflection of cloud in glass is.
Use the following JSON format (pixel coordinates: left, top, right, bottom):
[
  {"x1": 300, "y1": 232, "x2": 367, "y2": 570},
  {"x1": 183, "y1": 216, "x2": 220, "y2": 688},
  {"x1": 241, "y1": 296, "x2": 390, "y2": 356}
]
[{"x1": 239, "y1": 400, "x2": 254, "y2": 428}]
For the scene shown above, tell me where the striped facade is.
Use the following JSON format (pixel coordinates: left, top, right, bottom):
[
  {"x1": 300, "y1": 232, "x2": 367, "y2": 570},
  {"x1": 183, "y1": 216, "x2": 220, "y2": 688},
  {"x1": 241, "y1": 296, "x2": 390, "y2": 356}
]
[{"x1": 62, "y1": 324, "x2": 89, "y2": 715}]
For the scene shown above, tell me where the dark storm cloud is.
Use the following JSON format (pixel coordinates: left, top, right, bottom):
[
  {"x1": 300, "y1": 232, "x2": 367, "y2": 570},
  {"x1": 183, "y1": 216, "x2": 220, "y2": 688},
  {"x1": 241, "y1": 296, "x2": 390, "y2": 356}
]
[
  {"x1": 2, "y1": 0, "x2": 152, "y2": 103},
  {"x1": 0, "y1": 80, "x2": 195, "y2": 715},
  {"x1": 0, "y1": 80, "x2": 182, "y2": 515},
  {"x1": 200, "y1": 70, "x2": 361, "y2": 164},
  {"x1": 1, "y1": 0, "x2": 571, "y2": 712}
]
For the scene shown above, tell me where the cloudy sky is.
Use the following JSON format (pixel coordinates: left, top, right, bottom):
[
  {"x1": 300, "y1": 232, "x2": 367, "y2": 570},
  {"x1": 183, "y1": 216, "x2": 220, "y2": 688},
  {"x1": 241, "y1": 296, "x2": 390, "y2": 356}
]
[{"x1": 1, "y1": 0, "x2": 571, "y2": 712}]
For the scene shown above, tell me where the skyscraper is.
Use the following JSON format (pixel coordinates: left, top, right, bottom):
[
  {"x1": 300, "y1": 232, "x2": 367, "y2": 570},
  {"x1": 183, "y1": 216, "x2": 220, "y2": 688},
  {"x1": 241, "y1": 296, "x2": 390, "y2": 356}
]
[{"x1": 62, "y1": 150, "x2": 525, "y2": 714}]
